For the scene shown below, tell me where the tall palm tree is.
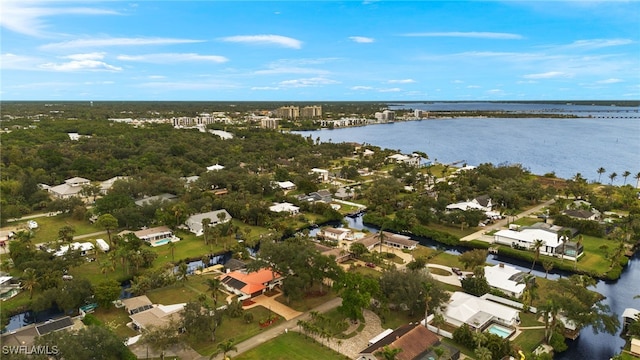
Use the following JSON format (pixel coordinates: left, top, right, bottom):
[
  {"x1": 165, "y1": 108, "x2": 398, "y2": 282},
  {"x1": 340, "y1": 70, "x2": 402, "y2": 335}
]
[
  {"x1": 377, "y1": 229, "x2": 387, "y2": 254},
  {"x1": 530, "y1": 239, "x2": 545, "y2": 273},
  {"x1": 215, "y1": 339, "x2": 237, "y2": 360},
  {"x1": 542, "y1": 260, "x2": 554, "y2": 279},
  {"x1": 574, "y1": 235, "x2": 583, "y2": 270},
  {"x1": 168, "y1": 241, "x2": 176, "y2": 263},
  {"x1": 22, "y1": 268, "x2": 38, "y2": 299},
  {"x1": 201, "y1": 218, "x2": 211, "y2": 245},
  {"x1": 609, "y1": 172, "x2": 618, "y2": 185},
  {"x1": 206, "y1": 278, "x2": 222, "y2": 307},
  {"x1": 635, "y1": 172, "x2": 640, "y2": 187},
  {"x1": 474, "y1": 346, "x2": 493, "y2": 360},
  {"x1": 597, "y1": 167, "x2": 606, "y2": 183},
  {"x1": 622, "y1": 170, "x2": 631, "y2": 185}
]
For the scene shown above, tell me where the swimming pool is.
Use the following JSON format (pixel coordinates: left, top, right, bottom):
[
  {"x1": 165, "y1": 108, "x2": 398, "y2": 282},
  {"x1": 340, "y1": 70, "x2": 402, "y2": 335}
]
[
  {"x1": 486, "y1": 323, "x2": 513, "y2": 338},
  {"x1": 152, "y1": 239, "x2": 172, "y2": 246}
]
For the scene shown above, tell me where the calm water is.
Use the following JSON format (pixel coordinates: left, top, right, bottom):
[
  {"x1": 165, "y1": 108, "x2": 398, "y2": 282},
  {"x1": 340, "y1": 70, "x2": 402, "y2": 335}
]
[
  {"x1": 298, "y1": 104, "x2": 640, "y2": 185},
  {"x1": 299, "y1": 103, "x2": 640, "y2": 358}
]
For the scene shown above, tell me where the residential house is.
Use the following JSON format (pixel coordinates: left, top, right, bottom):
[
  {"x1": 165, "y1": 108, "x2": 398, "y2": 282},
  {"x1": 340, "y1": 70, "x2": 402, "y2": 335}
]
[
  {"x1": 441, "y1": 292, "x2": 520, "y2": 331},
  {"x1": 269, "y1": 202, "x2": 300, "y2": 215},
  {"x1": 334, "y1": 187, "x2": 354, "y2": 200},
  {"x1": 123, "y1": 295, "x2": 185, "y2": 332},
  {"x1": 563, "y1": 209, "x2": 599, "y2": 221},
  {"x1": 318, "y1": 227, "x2": 354, "y2": 242},
  {"x1": 277, "y1": 181, "x2": 296, "y2": 191},
  {"x1": 0, "y1": 275, "x2": 21, "y2": 301},
  {"x1": 134, "y1": 193, "x2": 178, "y2": 207},
  {"x1": 631, "y1": 338, "x2": 640, "y2": 357},
  {"x1": 311, "y1": 168, "x2": 329, "y2": 182},
  {"x1": 185, "y1": 210, "x2": 232, "y2": 236},
  {"x1": 358, "y1": 323, "x2": 460, "y2": 360},
  {"x1": 0, "y1": 316, "x2": 76, "y2": 349},
  {"x1": 387, "y1": 153, "x2": 421, "y2": 167},
  {"x1": 100, "y1": 176, "x2": 127, "y2": 195},
  {"x1": 298, "y1": 189, "x2": 332, "y2": 203},
  {"x1": 446, "y1": 195, "x2": 496, "y2": 219},
  {"x1": 219, "y1": 268, "x2": 283, "y2": 299},
  {"x1": 128, "y1": 226, "x2": 180, "y2": 247},
  {"x1": 484, "y1": 264, "x2": 528, "y2": 298},
  {"x1": 48, "y1": 177, "x2": 91, "y2": 199},
  {"x1": 493, "y1": 228, "x2": 564, "y2": 256},
  {"x1": 354, "y1": 233, "x2": 382, "y2": 251},
  {"x1": 181, "y1": 175, "x2": 200, "y2": 186},
  {"x1": 380, "y1": 231, "x2": 419, "y2": 250}
]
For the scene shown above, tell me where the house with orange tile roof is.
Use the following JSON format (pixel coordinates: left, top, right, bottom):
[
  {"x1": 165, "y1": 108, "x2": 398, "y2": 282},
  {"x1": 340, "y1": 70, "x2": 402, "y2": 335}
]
[
  {"x1": 219, "y1": 268, "x2": 283, "y2": 299},
  {"x1": 358, "y1": 323, "x2": 460, "y2": 360}
]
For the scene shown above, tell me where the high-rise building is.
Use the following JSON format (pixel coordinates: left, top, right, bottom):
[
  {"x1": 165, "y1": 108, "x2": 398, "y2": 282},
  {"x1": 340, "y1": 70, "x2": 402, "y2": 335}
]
[
  {"x1": 301, "y1": 105, "x2": 322, "y2": 118},
  {"x1": 276, "y1": 106, "x2": 299, "y2": 119}
]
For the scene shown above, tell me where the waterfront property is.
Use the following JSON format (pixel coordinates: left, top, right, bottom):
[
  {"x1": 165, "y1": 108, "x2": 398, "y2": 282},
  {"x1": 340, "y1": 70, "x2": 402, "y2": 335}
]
[
  {"x1": 484, "y1": 263, "x2": 528, "y2": 298},
  {"x1": 317, "y1": 227, "x2": 354, "y2": 242},
  {"x1": 185, "y1": 209, "x2": 232, "y2": 236},
  {"x1": 269, "y1": 202, "x2": 300, "y2": 215},
  {"x1": 0, "y1": 316, "x2": 77, "y2": 348},
  {"x1": 219, "y1": 268, "x2": 283, "y2": 300},
  {"x1": 0, "y1": 274, "x2": 21, "y2": 301},
  {"x1": 440, "y1": 292, "x2": 520, "y2": 332},
  {"x1": 122, "y1": 295, "x2": 185, "y2": 332},
  {"x1": 121, "y1": 226, "x2": 180, "y2": 247}
]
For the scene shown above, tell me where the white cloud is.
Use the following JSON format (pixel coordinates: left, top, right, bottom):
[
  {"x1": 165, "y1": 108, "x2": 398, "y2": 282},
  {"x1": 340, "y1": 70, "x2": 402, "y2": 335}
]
[
  {"x1": 41, "y1": 37, "x2": 204, "y2": 50},
  {"x1": 402, "y1": 32, "x2": 523, "y2": 40},
  {"x1": 388, "y1": 79, "x2": 415, "y2": 84},
  {"x1": 561, "y1": 39, "x2": 634, "y2": 50},
  {"x1": 452, "y1": 80, "x2": 464, "y2": 84},
  {"x1": 349, "y1": 36, "x2": 375, "y2": 43},
  {"x1": 251, "y1": 86, "x2": 280, "y2": 90},
  {"x1": 378, "y1": 88, "x2": 402, "y2": 92},
  {"x1": 523, "y1": 71, "x2": 567, "y2": 79},
  {"x1": 148, "y1": 75, "x2": 166, "y2": 79},
  {"x1": 0, "y1": 1, "x2": 119, "y2": 37},
  {"x1": 351, "y1": 86, "x2": 373, "y2": 90},
  {"x1": 0, "y1": 53, "x2": 42, "y2": 70},
  {"x1": 220, "y1": 35, "x2": 302, "y2": 49},
  {"x1": 137, "y1": 81, "x2": 238, "y2": 90},
  {"x1": 278, "y1": 77, "x2": 339, "y2": 88},
  {"x1": 39, "y1": 53, "x2": 121, "y2": 72},
  {"x1": 254, "y1": 66, "x2": 329, "y2": 75},
  {"x1": 596, "y1": 78, "x2": 623, "y2": 84},
  {"x1": 117, "y1": 53, "x2": 228, "y2": 63},
  {"x1": 466, "y1": 85, "x2": 481, "y2": 88}
]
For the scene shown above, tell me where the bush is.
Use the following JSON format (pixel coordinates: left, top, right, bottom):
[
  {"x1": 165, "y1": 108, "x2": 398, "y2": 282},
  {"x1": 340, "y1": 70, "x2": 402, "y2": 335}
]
[{"x1": 82, "y1": 314, "x2": 102, "y2": 326}]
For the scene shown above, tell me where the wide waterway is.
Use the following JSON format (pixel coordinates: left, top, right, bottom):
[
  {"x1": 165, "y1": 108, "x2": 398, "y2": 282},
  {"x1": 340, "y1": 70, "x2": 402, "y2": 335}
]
[
  {"x1": 298, "y1": 103, "x2": 640, "y2": 358},
  {"x1": 297, "y1": 103, "x2": 639, "y2": 185}
]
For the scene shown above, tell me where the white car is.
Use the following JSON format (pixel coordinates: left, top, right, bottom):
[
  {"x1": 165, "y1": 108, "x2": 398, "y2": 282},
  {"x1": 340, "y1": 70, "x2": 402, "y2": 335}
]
[{"x1": 27, "y1": 220, "x2": 38, "y2": 229}]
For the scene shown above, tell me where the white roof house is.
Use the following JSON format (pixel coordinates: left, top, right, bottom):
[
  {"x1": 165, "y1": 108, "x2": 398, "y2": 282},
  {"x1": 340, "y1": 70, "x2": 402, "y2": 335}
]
[
  {"x1": 96, "y1": 239, "x2": 110, "y2": 252},
  {"x1": 53, "y1": 242, "x2": 95, "y2": 257},
  {"x1": 484, "y1": 264, "x2": 527, "y2": 298},
  {"x1": 100, "y1": 176, "x2": 127, "y2": 194},
  {"x1": 442, "y1": 292, "x2": 520, "y2": 331},
  {"x1": 311, "y1": 168, "x2": 329, "y2": 181},
  {"x1": 185, "y1": 210, "x2": 232, "y2": 236},
  {"x1": 494, "y1": 228, "x2": 563, "y2": 256},
  {"x1": 48, "y1": 177, "x2": 91, "y2": 199},
  {"x1": 387, "y1": 153, "x2": 421, "y2": 167},
  {"x1": 277, "y1": 181, "x2": 296, "y2": 190},
  {"x1": 319, "y1": 227, "x2": 354, "y2": 242},
  {"x1": 206, "y1": 164, "x2": 225, "y2": 171},
  {"x1": 269, "y1": 202, "x2": 300, "y2": 215}
]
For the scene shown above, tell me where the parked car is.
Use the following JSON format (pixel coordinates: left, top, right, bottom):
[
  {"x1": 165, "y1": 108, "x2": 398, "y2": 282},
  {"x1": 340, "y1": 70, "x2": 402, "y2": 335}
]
[
  {"x1": 366, "y1": 262, "x2": 376, "y2": 268},
  {"x1": 451, "y1": 267, "x2": 463, "y2": 276}
]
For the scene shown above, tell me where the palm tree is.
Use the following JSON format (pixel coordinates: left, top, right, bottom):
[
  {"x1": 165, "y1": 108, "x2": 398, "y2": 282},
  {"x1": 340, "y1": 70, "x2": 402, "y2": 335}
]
[
  {"x1": 22, "y1": 268, "x2": 38, "y2": 299},
  {"x1": 377, "y1": 229, "x2": 387, "y2": 255},
  {"x1": 530, "y1": 239, "x2": 545, "y2": 273},
  {"x1": 206, "y1": 278, "x2": 222, "y2": 307},
  {"x1": 575, "y1": 235, "x2": 584, "y2": 270},
  {"x1": 542, "y1": 260, "x2": 554, "y2": 279},
  {"x1": 597, "y1": 167, "x2": 606, "y2": 183},
  {"x1": 609, "y1": 172, "x2": 618, "y2": 185},
  {"x1": 177, "y1": 263, "x2": 189, "y2": 284},
  {"x1": 622, "y1": 170, "x2": 631, "y2": 185},
  {"x1": 168, "y1": 241, "x2": 176, "y2": 263},
  {"x1": 201, "y1": 218, "x2": 211, "y2": 245},
  {"x1": 635, "y1": 172, "x2": 640, "y2": 187},
  {"x1": 215, "y1": 339, "x2": 237, "y2": 359},
  {"x1": 432, "y1": 312, "x2": 446, "y2": 335},
  {"x1": 474, "y1": 346, "x2": 493, "y2": 360},
  {"x1": 517, "y1": 273, "x2": 537, "y2": 312},
  {"x1": 377, "y1": 346, "x2": 403, "y2": 360}
]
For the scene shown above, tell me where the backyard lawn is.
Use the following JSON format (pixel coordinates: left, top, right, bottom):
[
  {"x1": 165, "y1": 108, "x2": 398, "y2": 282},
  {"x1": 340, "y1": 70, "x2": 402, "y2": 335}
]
[{"x1": 234, "y1": 332, "x2": 349, "y2": 360}]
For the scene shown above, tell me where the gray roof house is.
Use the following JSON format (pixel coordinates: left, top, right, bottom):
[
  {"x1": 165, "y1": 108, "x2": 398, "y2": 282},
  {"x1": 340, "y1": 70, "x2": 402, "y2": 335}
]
[
  {"x1": 135, "y1": 193, "x2": 178, "y2": 207},
  {"x1": 186, "y1": 210, "x2": 232, "y2": 236}
]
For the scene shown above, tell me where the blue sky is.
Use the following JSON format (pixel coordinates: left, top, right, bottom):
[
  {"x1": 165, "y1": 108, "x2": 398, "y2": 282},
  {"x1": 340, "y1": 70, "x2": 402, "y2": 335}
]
[{"x1": 1, "y1": 1, "x2": 639, "y2": 101}]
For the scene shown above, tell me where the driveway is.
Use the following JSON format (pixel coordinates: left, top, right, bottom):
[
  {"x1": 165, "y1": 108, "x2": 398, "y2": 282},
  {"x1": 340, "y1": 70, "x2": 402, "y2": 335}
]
[
  {"x1": 426, "y1": 263, "x2": 463, "y2": 287},
  {"x1": 243, "y1": 290, "x2": 303, "y2": 320}
]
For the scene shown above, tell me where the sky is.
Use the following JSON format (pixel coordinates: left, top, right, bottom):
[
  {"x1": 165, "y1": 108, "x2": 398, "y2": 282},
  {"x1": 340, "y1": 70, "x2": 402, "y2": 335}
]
[{"x1": 1, "y1": 1, "x2": 639, "y2": 101}]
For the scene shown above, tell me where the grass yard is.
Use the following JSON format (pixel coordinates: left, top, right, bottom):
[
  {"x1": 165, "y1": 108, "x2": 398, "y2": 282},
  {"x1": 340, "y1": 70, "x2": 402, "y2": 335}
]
[
  {"x1": 91, "y1": 307, "x2": 138, "y2": 339},
  {"x1": 512, "y1": 328, "x2": 545, "y2": 353},
  {"x1": 234, "y1": 332, "x2": 349, "y2": 360},
  {"x1": 274, "y1": 285, "x2": 337, "y2": 312},
  {"x1": 5, "y1": 214, "x2": 102, "y2": 244},
  {"x1": 146, "y1": 283, "x2": 203, "y2": 305},
  {"x1": 519, "y1": 312, "x2": 545, "y2": 327}
]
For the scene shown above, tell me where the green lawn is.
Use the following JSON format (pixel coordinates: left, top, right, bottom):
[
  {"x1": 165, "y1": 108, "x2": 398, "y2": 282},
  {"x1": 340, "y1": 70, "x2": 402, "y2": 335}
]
[
  {"x1": 6, "y1": 214, "x2": 102, "y2": 244},
  {"x1": 91, "y1": 306, "x2": 138, "y2": 339},
  {"x1": 234, "y1": 332, "x2": 349, "y2": 360},
  {"x1": 274, "y1": 285, "x2": 337, "y2": 312},
  {"x1": 512, "y1": 328, "x2": 545, "y2": 353}
]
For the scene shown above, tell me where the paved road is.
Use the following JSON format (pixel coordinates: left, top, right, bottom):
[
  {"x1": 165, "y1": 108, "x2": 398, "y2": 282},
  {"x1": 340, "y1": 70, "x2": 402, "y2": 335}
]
[{"x1": 460, "y1": 198, "x2": 556, "y2": 243}]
